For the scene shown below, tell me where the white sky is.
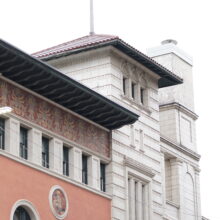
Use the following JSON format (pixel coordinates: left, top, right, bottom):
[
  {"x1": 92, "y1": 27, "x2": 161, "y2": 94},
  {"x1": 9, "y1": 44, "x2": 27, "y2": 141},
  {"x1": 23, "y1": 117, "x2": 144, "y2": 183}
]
[{"x1": 1, "y1": 0, "x2": 219, "y2": 219}]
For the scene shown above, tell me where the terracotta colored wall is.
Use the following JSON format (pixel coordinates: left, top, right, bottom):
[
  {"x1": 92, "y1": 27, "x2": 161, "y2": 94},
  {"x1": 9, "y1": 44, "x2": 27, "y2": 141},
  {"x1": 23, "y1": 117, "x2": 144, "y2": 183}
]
[
  {"x1": 0, "y1": 79, "x2": 110, "y2": 157},
  {"x1": 0, "y1": 155, "x2": 111, "y2": 220}
]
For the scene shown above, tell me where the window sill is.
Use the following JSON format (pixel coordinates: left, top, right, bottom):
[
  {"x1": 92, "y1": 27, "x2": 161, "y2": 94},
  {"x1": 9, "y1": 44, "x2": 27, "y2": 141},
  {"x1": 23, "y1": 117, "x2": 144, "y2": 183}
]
[{"x1": 121, "y1": 94, "x2": 152, "y2": 114}]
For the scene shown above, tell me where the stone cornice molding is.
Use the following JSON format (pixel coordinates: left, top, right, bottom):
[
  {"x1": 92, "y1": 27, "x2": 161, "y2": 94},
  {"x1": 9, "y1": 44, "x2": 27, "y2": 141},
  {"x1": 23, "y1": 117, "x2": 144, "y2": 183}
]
[
  {"x1": 124, "y1": 156, "x2": 155, "y2": 178},
  {"x1": 161, "y1": 136, "x2": 201, "y2": 161},
  {"x1": 159, "y1": 102, "x2": 198, "y2": 120}
]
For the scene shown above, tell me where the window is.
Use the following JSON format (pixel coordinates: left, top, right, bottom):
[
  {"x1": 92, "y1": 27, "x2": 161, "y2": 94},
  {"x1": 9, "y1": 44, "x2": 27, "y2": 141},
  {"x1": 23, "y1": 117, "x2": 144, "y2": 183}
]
[
  {"x1": 100, "y1": 163, "x2": 106, "y2": 192},
  {"x1": 20, "y1": 127, "x2": 28, "y2": 159},
  {"x1": 63, "y1": 146, "x2": 69, "y2": 176},
  {"x1": 82, "y1": 155, "x2": 88, "y2": 184},
  {"x1": 140, "y1": 88, "x2": 144, "y2": 104},
  {"x1": 0, "y1": 118, "x2": 5, "y2": 150},
  {"x1": 123, "y1": 77, "x2": 126, "y2": 94},
  {"x1": 42, "y1": 137, "x2": 49, "y2": 168},
  {"x1": 13, "y1": 206, "x2": 31, "y2": 220},
  {"x1": 131, "y1": 82, "x2": 135, "y2": 99}
]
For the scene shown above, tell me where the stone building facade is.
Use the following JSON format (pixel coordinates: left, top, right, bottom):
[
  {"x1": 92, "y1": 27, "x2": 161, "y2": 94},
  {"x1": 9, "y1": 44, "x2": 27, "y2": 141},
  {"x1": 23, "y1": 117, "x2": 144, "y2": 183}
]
[
  {"x1": 0, "y1": 38, "x2": 138, "y2": 220},
  {"x1": 32, "y1": 34, "x2": 202, "y2": 220},
  {"x1": 0, "y1": 33, "x2": 202, "y2": 220}
]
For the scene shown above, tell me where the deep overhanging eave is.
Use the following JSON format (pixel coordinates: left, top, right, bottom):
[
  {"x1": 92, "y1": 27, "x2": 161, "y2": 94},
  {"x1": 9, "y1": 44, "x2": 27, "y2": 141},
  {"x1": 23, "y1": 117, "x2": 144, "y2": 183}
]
[{"x1": 0, "y1": 39, "x2": 139, "y2": 130}]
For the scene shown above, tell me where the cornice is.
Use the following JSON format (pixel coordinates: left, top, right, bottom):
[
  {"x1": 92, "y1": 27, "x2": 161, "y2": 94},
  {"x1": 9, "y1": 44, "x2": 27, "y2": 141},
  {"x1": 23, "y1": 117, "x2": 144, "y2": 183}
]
[
  {"x1": 159, "y1": 102, "x2": 198, "y2": 120},
  {"x1": 124, "y1": 156, "x2": 155, "y2": 178},
  {"x1": 161, "y1": 136, "x2": 201, "y2": 161}
]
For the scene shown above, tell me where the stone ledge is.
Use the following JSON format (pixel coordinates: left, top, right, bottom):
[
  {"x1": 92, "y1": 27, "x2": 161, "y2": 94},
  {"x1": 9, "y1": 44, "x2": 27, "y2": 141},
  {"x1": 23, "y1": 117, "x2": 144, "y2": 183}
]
[
  {"x1": 124, "y1": 156, "x2": 155, "y2": 178},
  {"x1": 161, "y1": 136, "x2": 201, "y2": 161},
  {"x1": 160, "y1": 102, "x2": 198, "y2": 120}
]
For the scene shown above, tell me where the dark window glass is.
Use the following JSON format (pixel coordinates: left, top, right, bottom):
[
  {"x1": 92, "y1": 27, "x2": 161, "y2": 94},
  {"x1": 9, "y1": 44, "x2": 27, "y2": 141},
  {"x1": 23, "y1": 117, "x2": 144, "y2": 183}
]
[
  {"x1": 0, "y1": 118, "x2": 5, "y2": 150},
  {"x1": 100, "y1": 163, "x2": 106, "y2": 192},
  {"x1": 42, "y1": 137, "x2": 49, "y2": 168},
  {"x1": 20, "y1": 127, "x2": 28, "y2": 159},
  {"x1": 13, "y1": 206, "x2": 31, "y2": 220},
  {"x1": 63, "y1": 146, "x2": 69, "y2": 176},
  {"x1": 82, "y1": 155, "x2": 88, "y2": 184},
  {"x1": 140, "y1": 88, "x2": 144, "y2": 104},
  {"x1": 123, "y1": 77, "x2": 126, "y2": 94},
  {"x1": 131, "y1": 82, "x2": 135, "y2": 99}
]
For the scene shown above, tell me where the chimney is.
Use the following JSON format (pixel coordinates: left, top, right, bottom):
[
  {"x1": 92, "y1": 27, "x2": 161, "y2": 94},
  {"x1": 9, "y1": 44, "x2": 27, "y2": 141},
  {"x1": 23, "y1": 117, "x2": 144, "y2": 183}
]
[{"x1": 147, "y1": 39, "x2": 194, "y2": 111}]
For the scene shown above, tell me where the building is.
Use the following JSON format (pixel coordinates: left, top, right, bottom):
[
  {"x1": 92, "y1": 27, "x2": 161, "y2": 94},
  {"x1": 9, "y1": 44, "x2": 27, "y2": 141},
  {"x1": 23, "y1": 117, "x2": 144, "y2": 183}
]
[
  {"x1": 0, "y1": 33, "x2": 202, "y2": 220},
  {"x1": 0, "y1": 39, "x2": 138, "y2": 220}
]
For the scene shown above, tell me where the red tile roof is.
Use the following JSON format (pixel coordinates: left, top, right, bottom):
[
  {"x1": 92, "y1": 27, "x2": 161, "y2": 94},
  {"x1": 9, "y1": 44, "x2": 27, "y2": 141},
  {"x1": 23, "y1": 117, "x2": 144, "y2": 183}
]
[{"x1": 32, "y1": 34, "x2": 119, "y2": 58}]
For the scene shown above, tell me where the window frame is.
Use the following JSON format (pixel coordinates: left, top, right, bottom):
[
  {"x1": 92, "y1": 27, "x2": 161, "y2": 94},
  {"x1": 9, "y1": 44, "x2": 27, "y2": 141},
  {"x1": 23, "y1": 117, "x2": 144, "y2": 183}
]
[
  {"x1": 42, "y1": 136, "x2": 50, "y2": 168},
  {"x1": 82, "y1": 154, "x2": 88, "y2": 184},
  {"x1": 20, "y1": 127, "x2": 28, "y2": 160},
  {"x1": 100, "y1": 163, "x2": 106, "y2": 192},
  {"x1": 63, "y1": 146, "x2": 69, "y2": 176},
  {"x1": 0, "y1": 118, "x2": 5, "y2": 150}
]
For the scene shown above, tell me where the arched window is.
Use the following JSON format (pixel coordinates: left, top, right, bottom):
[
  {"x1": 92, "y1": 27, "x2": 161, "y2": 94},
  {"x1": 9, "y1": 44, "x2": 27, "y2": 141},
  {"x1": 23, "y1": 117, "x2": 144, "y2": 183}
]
[
  {"x1": 13, "y1": 206, "x2": 31, "y2": 220},
  {"x1": 10, "y1": 200, "x2": 40, "y2": 220}
]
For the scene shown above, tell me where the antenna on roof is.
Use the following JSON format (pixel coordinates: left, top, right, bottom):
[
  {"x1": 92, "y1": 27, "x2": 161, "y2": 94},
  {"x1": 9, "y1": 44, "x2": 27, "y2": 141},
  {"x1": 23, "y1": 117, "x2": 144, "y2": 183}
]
[{"x1": 90, "y1": 0, "x2": 95, "y2": 35}]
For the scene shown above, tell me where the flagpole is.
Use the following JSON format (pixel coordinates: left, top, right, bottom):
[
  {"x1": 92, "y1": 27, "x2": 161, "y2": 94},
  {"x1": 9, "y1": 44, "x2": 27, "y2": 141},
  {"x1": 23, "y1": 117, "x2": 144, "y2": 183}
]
[{"x1": 90, "y1": 0, "x2": 95, "y2": 35}]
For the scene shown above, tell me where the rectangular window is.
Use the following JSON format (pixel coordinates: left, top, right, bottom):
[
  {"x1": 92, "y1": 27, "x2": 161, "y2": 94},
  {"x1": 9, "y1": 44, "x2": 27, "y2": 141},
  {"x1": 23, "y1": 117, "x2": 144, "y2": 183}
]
[
  {"x1": 20, "y1": 127, "x2": 28, "y2": 159},
  {"x1": 42, "y1": 137, "x2": 49, "y2": 168},
  {"x1": 131, "y1": 82, "x2": 135, "y2": 99},
  {"x1": 82, "y1": 155, "x2": 88, "y2": 184},
  {"x1": 140, "y1": 88, "x2": 144, "y2": 104},
  {"x1": 100, "y1": 163, "x2": 106, "y2": 192},
  {"x1": 0, "y1": 118, "x2": 5, "y2": 150},
  {"x1": 123, "y1": 77, "x2": 126, "y2": 94},
  {"x1": 63, "y1": 146, "x2": 69, "y2": 176}
]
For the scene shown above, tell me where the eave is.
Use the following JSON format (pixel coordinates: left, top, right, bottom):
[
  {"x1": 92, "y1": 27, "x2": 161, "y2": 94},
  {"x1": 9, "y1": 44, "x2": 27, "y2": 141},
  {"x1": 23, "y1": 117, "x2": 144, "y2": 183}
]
[{"x1": 0, "y1": 39, "x2": 139, "y2": 130}]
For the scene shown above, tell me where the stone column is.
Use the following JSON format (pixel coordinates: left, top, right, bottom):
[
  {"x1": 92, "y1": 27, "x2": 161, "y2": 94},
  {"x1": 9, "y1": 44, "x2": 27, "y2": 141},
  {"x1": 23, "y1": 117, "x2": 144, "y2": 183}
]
[
  {"x1": 143, "y1": 183, "x2": 149, "y2": 220},
  {"x1": 73, "y1": 147, "x2": 82, "y2": 182},
  {"x1": 127, "y1": 78, "x2": 132, "y2": 98},
  {"x1": 50, "y1": 138, "x2": 63, "y2": 174},
  {"x1": 170, "y1": 158, "x2": 184, "y2": 220},
  {"x1": 29, "y1": 128, "x2": 42, "y2": 165},
  {"x1": 136, "y1": 84, "x2": 141, "y2": 103},
  {"x1": 5, "y1": 118, "x2": 20, "y2": 157},
  {"x1": 194, "y1": 167, "x2": 202, "y2": 220},
  {"x1": 136, "y1": 181, "x2": 143, "y2": 220},
  {"x1": 68, "y1": 147, "x2": 74, "y2": 179},
  {"x1": 129, "y1": 178, "x2": 135, "y2": 220},
  {"x1": 88, "y1": 155, "x2": 100, "y2": 189}
]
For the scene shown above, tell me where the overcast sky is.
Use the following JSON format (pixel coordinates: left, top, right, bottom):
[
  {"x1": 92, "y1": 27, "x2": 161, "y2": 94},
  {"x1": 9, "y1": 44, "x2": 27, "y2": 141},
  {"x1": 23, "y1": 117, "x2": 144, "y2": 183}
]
[{"x1": 1, "y1": 0, "x2": 219, "y2": 219}]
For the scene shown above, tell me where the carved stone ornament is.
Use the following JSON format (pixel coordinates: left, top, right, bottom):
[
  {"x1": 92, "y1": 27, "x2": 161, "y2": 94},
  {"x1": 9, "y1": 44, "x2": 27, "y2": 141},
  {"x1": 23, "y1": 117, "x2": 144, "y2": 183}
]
[
  {"x1": 120, "y1": 59, "x2": 148, "y2": 85},
  {"x1": 49, "y1": 185, "x2": 69, "y2": 219}
]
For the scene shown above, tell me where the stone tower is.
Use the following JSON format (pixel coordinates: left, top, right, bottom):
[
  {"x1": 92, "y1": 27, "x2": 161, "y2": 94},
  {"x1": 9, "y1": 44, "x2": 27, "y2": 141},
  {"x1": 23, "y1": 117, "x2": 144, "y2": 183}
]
[{"x1": 148, "y1": 40, "x2": 198, "y2": 152}]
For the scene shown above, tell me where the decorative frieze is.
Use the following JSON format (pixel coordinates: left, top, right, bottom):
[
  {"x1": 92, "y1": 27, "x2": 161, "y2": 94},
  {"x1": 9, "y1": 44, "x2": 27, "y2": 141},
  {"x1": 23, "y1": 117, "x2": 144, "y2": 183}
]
[
  {"x1": 120, "y1": 59, "x2": 149, "y2": 87},
  {"x1": 0, "y1": 79, "x2": 110, "y2": 157}
]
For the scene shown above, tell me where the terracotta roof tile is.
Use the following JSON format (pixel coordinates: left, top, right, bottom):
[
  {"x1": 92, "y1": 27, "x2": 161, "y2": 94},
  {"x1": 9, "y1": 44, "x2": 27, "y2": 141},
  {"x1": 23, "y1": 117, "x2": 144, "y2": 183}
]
[{"x1": 32, "y1": 34, "x2": 119, "y2": 58}]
